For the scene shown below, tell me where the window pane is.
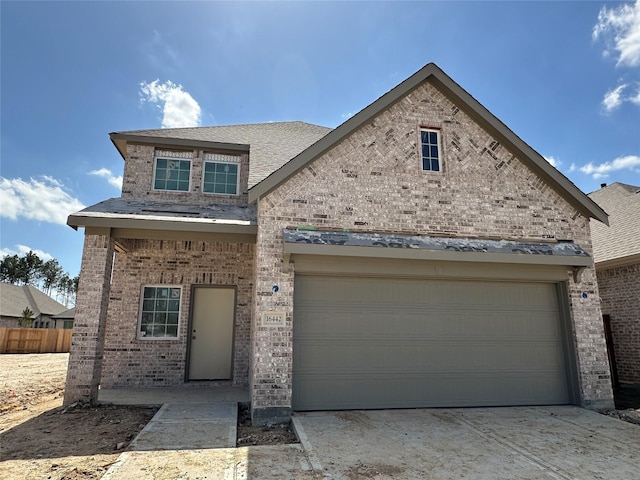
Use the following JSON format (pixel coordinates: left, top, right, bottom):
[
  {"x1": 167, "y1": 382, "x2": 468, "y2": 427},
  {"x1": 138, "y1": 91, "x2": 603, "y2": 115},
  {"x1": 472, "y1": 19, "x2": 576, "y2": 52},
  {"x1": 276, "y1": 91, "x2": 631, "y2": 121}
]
[
  {"x1": 422, "y1": 145, "x2": 431, "y2": 158},
  {"x1": 142, "y1": 299, "x2": 155, "y2": 311},
  {"x1": 166, "y1": 180, "x2": 178, "y2": 190},
  {"x1": 423, "y1": 158, "x2": 431, "y2": 171},
  {"x1": 167, "y1": 312, "x2": 179, "y2": 325},
  {"x1": 166, "y1": 325, "x2": 178, "y2": 337},
  {"x1": 144, "y1": 288, "x2": 155, "y2": 299},
  {"x1": 421, "y1": 130, "x2": 429, "y2": 143},
  {"x1": 431, "y1": 146, "x2": 439, "y2": 158},
  {"x1": 178, "y1": 180, "x2": 189, "y2": 191},
  {"x1": 227, "y1": 184, "x2": 237, "y2": 195},
  {"x1": 156, "y1": 158, "x2": 167, "y2": 169},
  {"x1": 214, "y1": 183, "x2": 226, "y2": 194},
  {"x1": 168, "y1": 299, "x2": 180, "y2": 311},
  {"x1": 432, "y1": 159, "x2": 440, "y2": 171},
  {"x1": 429, "y1": 131, "x2": 438, "y2": 144}
]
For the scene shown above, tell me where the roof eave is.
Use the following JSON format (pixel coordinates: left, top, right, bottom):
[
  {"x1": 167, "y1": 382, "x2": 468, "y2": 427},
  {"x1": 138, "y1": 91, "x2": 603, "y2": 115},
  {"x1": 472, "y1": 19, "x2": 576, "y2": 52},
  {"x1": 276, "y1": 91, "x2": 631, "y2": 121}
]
[
  {"x1": 248, "y1": 63, "x2": 609, "y2": 224},
  {"x1": 67, "y1": 213, "x2": 257, "y2": 236},
  {"x1": 109, "y1": 132, "x2": 250, "y2": 161}
]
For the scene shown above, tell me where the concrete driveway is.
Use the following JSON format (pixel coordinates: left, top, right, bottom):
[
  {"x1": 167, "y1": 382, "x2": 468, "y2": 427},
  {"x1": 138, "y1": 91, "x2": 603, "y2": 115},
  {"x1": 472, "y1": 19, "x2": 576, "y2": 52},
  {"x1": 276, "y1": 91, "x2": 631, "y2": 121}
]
[
  {"x1": 104, "y1": 405, "x2": 639, "y2": 479},
  {"x1": 293, "y1": 406, "x2": 640, "y2": 479}
]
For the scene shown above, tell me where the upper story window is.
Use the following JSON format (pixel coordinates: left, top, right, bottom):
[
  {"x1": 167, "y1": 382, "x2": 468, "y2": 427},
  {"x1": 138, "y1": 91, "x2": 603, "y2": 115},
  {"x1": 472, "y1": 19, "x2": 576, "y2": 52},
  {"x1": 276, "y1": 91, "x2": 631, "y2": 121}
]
[
  {"x1": 420, "y1": 128, "x2": 441, "y2": 172},
  {"x1": 154, "y1": 150, "x2": 192, "y2": 192},
  {"x1": 203, "y1": 153, "x2": 239, "y2": 195}
]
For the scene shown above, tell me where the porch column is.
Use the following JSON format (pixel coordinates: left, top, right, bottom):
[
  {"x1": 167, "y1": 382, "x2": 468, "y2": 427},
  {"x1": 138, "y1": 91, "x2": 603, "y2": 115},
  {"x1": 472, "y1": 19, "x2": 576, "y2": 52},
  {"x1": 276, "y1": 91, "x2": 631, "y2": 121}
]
[{"x1": 63, "y1": 231, "x2": 115, "y2": 405}]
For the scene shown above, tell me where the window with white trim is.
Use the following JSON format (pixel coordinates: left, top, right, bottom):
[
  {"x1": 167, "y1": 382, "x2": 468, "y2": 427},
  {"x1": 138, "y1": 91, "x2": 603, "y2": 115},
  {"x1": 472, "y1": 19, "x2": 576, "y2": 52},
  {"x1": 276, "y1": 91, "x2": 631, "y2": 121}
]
[
  {"x1": 153, "y1": 153, "x2": 192, "y2": 192},
  {"x1": 139, "y1": 286, "x2": 181, "y2": 339},
  {"x1": 202, "y1": 153, "x2": 239, "y2": 195},
  {"x1": 420, "y1": 128, "x2": 441, "y2": 172}
]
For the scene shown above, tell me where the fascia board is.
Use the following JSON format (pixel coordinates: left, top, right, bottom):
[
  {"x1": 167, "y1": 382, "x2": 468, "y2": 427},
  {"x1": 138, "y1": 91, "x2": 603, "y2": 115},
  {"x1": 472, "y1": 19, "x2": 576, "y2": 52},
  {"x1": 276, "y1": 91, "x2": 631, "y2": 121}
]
[{"x1": 67, "y1": 213, "x2": 257, "y2": 235}]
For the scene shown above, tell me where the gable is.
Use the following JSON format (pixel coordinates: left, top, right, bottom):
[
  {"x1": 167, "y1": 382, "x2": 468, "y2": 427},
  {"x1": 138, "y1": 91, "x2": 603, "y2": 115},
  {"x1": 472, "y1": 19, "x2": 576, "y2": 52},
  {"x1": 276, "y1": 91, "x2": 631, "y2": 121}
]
[
  {"x1": 249, "y1": 63, "x2": 607, "y2": 225},
  {"x1": 257, "y1": 78, "x2": 596, "y2": 249}
]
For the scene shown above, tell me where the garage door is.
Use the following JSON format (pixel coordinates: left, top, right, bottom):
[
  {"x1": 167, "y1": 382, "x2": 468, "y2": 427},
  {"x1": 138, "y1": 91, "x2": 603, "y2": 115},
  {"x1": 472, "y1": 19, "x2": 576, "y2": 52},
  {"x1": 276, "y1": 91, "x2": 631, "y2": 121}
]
[{"x1": 293, "y1": 274, "x2": 570, "y2": 411}]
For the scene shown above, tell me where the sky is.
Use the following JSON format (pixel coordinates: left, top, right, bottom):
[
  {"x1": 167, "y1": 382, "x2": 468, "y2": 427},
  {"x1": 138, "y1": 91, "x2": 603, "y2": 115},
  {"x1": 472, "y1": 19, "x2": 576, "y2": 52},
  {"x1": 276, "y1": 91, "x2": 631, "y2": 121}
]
[{"x1": 1, "y1": 0, "x2": 639, "y2": 278}]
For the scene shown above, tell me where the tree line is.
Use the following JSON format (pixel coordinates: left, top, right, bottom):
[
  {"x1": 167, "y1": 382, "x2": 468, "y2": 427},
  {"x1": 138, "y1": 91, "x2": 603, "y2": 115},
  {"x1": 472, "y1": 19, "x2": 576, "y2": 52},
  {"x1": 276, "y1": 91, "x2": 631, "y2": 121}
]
[{"x1": 0, "y1": 251, "x2": 78, "y2": 307}]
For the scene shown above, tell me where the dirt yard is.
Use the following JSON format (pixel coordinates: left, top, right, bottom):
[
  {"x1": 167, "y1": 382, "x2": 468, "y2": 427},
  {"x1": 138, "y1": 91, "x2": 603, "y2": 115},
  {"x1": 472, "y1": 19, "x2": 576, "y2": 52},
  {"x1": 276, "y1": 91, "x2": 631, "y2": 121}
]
[
  {"x1": 0, "y1": 353, "x2": 298, "y2": 479},
  {"x1": 0, "y1": 354, "x2": 155, "y2": 480}
]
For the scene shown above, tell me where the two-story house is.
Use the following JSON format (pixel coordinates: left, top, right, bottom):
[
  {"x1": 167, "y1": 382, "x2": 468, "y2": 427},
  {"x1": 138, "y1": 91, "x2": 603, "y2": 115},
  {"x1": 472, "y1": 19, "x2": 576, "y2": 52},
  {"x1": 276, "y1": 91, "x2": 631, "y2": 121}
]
[{"x1": 64, "y1": 63, "x2": 613, "y2": 425}]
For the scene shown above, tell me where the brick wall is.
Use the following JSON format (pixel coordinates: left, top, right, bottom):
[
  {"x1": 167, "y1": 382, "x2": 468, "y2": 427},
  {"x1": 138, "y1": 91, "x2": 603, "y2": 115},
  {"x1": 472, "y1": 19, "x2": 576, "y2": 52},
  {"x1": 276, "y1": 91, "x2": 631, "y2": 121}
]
[
  {"x1": 121, "y1": 144, "x2": 250, "y2": 205},
  {"x1": 64, "y1": 234, "x2": 115, "y2": 404},
  {"x1": 99, "y1": 238, "x2": 254, "y2": 388},
  {"x1": 597, "y1": 263, "x2": 640, "y2": 383},
  {"x1": 251, "y1": 79, "x2": 613, "y2": 420}
]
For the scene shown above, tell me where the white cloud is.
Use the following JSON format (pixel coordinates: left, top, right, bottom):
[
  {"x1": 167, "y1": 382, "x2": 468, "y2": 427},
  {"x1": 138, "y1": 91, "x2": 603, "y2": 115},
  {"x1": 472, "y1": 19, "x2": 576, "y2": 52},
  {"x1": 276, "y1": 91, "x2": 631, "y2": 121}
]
[
  {"x1": 601, "y1": 82, "x2": 640, "y2": 112},
  {"x1": 593, "y1": 0, "x2": 640, "y2": 67},
  {"x1": 580, "y1": 155, "x2": 640, "y2": 179},
  {"x1": 602, "y1": 84, "x2": 627, "y2": 112},
  {"x1": 0, "y1": 176, "x2": 85, "y2": 225},
  {"x1": 569, "y1": 163, "x2": 578, "y2": 172},
  {"x1": 1, "y1": 245, "x2": 53, "y2": 261},
  {"x1": 543, "y1": 155, "x2": 561, "y2": 168},
  {"x1": 140, "y1": 80, "x2": 201, "y2": 128},
  {"x1": 89, "y1": 168, "x2": 123, "y2": 189}
]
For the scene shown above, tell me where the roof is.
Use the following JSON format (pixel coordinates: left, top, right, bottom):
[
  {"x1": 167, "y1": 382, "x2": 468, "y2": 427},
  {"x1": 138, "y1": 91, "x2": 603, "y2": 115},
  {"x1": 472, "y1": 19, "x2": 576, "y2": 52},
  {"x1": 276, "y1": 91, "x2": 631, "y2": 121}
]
[
  {"x1": 588, "y1": 182, "x2": 640, "y2": 267},
  {"x1": 68, "y1": 197, "x2": 257, "y2": 234},
  {"x1": 52, "y1": 307, "x2": 75, "y2": 320},
  {"x1": 247, "y1": 63, "x2": 608, "y2": 225},
  {"x1": 0, "y1": 283, "x2": 67, "y2": 318},
  {"x1": 110, "y1": 121, "x2": 332, "y2": 188}
]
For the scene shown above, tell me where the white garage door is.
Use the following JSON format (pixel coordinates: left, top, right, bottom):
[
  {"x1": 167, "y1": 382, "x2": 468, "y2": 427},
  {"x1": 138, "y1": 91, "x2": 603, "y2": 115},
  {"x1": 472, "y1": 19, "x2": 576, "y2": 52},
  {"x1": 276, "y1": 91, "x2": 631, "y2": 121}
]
[{"x1": 293, "y1": 274, "x2": 570, "y2": 411}]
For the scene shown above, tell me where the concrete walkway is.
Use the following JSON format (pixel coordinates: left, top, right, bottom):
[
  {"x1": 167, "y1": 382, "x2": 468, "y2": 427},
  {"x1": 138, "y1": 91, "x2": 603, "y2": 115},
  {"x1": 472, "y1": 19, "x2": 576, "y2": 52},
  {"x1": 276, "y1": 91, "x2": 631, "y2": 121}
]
[{"x1": 102, "y1": 405, "x2": 640, "y2": 480}]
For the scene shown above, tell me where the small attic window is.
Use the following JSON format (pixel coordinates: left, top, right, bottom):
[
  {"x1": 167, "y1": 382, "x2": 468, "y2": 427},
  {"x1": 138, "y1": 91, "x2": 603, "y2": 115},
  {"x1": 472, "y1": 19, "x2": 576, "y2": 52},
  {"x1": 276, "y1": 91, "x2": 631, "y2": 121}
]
[{"x1": 420, "y1": 128, "x2": 441, "y2": 172}]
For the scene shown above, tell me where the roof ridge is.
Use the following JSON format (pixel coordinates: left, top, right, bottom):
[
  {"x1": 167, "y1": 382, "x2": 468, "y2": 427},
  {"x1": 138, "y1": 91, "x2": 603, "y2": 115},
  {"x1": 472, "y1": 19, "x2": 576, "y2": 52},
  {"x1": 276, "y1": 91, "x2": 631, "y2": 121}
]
[{"x1": 22, "y1": 285, "x2": 41, "y2": 316}]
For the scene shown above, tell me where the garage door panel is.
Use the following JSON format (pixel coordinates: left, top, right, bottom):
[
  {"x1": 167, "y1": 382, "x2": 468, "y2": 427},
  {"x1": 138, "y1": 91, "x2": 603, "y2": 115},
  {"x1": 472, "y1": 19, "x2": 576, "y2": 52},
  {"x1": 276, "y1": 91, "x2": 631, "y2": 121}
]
[
  {"x1": 293, "y1": 274, "x2": 569, "y2": 411},
  {"x1": 295, "y1": 343, "x2": 565, "y2": 374},
  {"x1": 295, "y1": 373, "x2": 569, "y2": 410}
]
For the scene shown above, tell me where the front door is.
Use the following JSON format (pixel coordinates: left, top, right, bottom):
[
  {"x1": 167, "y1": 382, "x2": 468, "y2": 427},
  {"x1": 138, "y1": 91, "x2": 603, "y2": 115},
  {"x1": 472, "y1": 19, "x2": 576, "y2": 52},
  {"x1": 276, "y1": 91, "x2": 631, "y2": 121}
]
[{"x1": 188, "y1": 287, "x2": 235, "y2": 380}]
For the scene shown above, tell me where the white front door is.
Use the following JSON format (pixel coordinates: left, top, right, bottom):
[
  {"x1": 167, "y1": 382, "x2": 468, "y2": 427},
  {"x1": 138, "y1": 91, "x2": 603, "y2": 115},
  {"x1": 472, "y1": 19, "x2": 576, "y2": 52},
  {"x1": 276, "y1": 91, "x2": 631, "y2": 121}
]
[{"x1": 188, "y1": 287, "x2": 235, "y2": 380}]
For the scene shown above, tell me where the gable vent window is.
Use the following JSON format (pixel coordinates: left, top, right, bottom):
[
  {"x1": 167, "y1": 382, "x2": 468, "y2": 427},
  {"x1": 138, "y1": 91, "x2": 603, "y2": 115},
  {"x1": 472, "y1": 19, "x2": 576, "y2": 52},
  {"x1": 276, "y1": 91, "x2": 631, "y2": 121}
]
[
  {"x1": 420, "y1": 128, "x2": 441, "y2": 172},
  {"x1": 154, "y1": 151, "x2": 192, "y2": 192},
  {"x1": 203, "y1": 153, "x2": 240, "y2": 195}
]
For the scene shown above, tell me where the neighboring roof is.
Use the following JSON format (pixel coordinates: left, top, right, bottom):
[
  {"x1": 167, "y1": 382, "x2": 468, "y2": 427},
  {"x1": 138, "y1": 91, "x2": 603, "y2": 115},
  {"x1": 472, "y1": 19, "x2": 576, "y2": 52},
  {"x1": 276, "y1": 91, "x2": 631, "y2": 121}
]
[
  {"x1": 247, "y1": 63, "x2": 608, "y2": 225},
  {"x1": 588, "y1": 182, "x2": 640, "y2": 268},
  {"x1": 0, "y1": 283, "x2": 67, "y2": 318},
  {"x1": 110, "y1": 121, "x2": 332, "y2": 188},
  {"x1": 68, "y1": 197, "x2": 257, "y2": 234},
  {"x1": 52, "y1": 307, "x2": 75, "y2": 320}
]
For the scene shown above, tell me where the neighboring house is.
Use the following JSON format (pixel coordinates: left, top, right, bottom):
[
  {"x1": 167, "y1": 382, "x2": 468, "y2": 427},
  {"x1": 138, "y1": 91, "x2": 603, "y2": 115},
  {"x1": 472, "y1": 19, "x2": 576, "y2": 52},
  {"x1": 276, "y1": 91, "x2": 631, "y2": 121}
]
[
  {"x1": 589, "y1": 182, "x2": 640, "y2": 385},
  {"x1": 52, "y1": 307, "x2": 76, "y2": 329},
  {"x1": 64, "y1": 63, "x2": 613, "y2": 425},
  {"x1": 0, "y1": 283, "x2": 68, "y2": 328}
]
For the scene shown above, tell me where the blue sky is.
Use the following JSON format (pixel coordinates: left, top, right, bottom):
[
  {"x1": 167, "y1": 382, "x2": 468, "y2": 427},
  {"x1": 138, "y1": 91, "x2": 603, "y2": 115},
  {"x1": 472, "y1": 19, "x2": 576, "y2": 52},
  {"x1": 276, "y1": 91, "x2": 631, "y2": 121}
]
[{"x1": 1, "y1": 1, "x2": 639, "y2": 278}]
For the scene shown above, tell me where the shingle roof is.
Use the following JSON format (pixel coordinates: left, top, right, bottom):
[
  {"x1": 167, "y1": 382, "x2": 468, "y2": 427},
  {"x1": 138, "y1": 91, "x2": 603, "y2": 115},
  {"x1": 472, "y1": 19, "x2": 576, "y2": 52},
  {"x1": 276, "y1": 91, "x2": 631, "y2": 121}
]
[
  {"x1": 0, "y1": 283, "x2": 68, "y2": 318},
  {"x1": 52, "y1": 307, "x2": 75, "y2": 319},
  {"x1": 111, "y1": 121, "x2": 332, "y2": 188},
  {"x1": 68, "y1": 197, "x2": 257, "y2": 233},
  {"x1": 588, "y1": 182, "x2": 640, "y2": 266}
]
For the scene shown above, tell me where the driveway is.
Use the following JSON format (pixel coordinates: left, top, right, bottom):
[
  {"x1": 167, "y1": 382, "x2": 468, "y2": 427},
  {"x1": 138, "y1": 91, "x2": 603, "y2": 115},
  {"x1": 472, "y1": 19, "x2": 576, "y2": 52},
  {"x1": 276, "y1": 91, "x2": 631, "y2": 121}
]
[
  {"x1": 293, "y1": 406, "x2": 640, "y2": 479},
  {"x1": 103, "y1": 405, "x2": 639, "y2": 479}
]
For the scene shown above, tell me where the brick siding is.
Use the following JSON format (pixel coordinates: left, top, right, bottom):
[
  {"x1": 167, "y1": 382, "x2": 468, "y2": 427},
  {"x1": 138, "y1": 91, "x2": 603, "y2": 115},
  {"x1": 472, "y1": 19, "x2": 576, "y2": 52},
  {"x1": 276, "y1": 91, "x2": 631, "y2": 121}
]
[
  {"x1": 597, "y1": 263, "x2": 640, "y2": 383},
  {"x1": 98, "y1": 238, "x2": 254, "y2": 388},
  {"x1": 252, "y1": 80, "x2": 613, "y2": 417},
  {"x1": 121, "y1": 145, "x2": 250, "y2": 205},
  {"x1": 64, "y1": 234, "x2": 115, "y2": 404}
]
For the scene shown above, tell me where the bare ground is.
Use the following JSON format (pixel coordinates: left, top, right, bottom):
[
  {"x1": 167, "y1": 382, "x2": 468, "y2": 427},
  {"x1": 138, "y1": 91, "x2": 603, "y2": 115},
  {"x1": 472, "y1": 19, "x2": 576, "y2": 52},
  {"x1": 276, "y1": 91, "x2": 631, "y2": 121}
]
[
  {"x1": 0, "y1": 354, "x2": 298, "y2": 480},
  {"x1": 0, "y1": 354, "x2": 154, "y2": 480}
]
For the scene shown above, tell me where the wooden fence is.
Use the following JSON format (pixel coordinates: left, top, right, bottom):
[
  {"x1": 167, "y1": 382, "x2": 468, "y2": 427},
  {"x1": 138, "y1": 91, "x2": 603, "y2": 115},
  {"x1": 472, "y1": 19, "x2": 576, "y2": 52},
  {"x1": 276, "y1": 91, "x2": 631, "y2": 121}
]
[{"x1": 0, "y1": 328, "x2": 72, "y2": 354}]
